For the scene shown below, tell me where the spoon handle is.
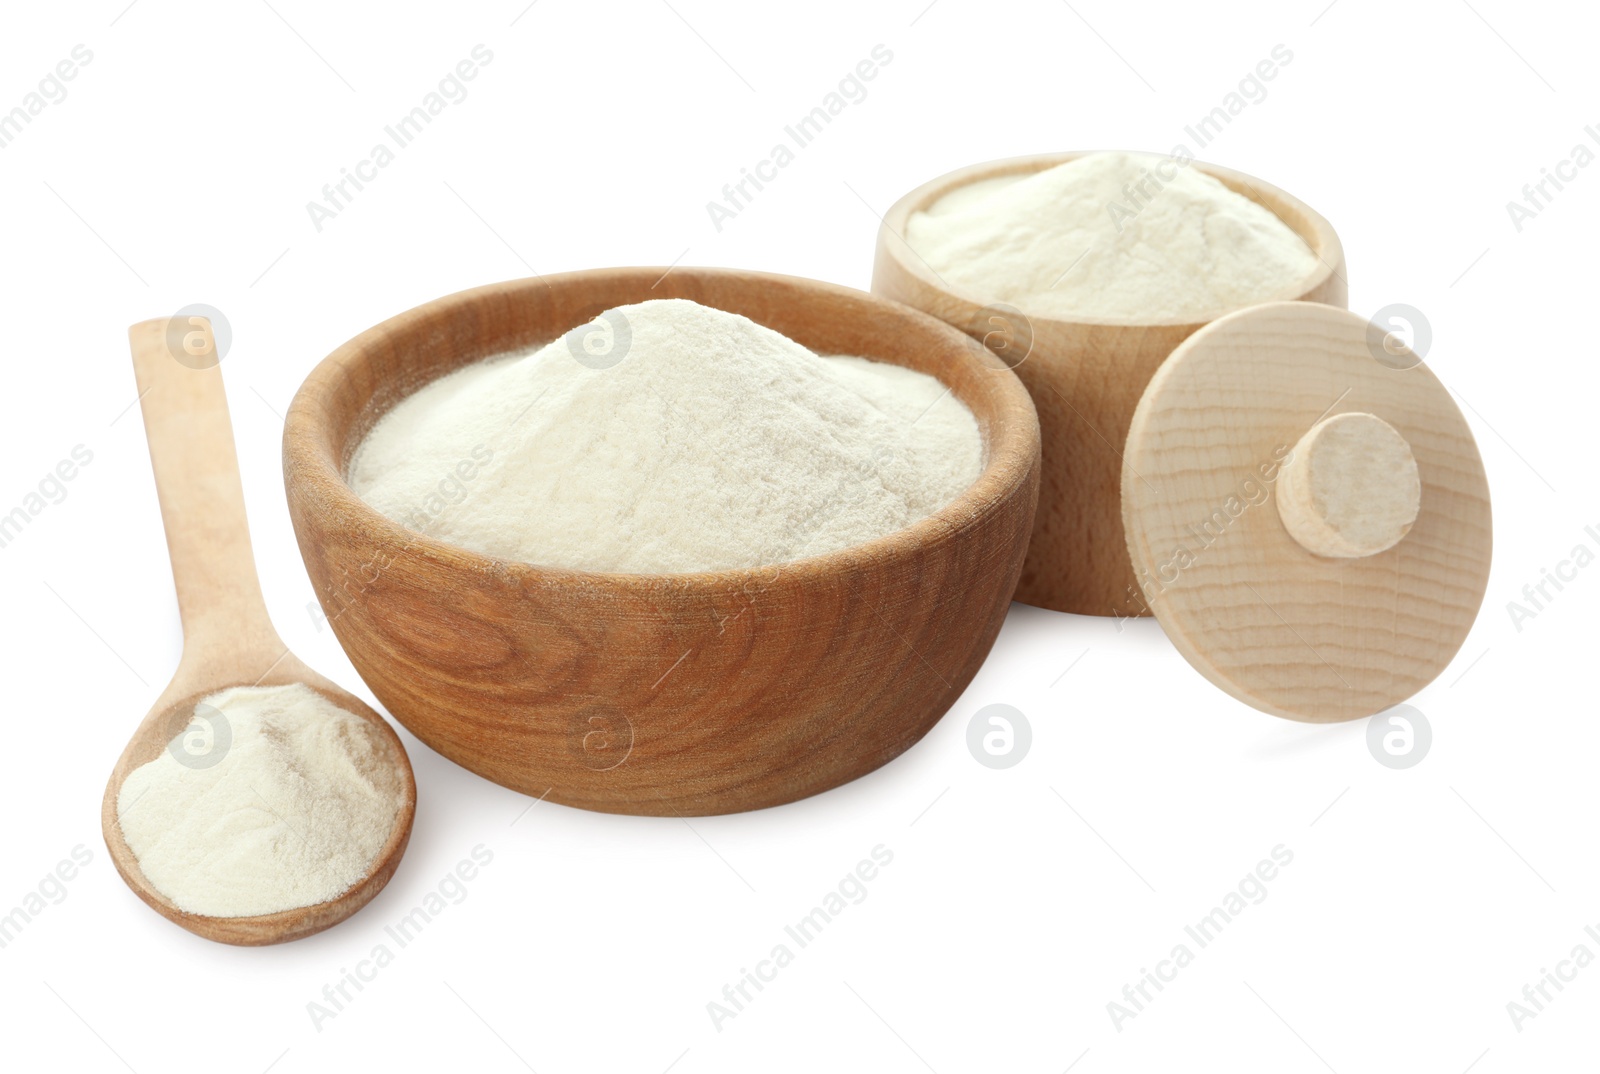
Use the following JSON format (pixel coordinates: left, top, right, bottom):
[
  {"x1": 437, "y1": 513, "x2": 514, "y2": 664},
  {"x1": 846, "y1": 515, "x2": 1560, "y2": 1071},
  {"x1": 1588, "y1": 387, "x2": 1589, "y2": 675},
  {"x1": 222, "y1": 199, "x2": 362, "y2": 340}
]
[{"x1": 130, "y1": 318, "x2": 284, "y2": 675}]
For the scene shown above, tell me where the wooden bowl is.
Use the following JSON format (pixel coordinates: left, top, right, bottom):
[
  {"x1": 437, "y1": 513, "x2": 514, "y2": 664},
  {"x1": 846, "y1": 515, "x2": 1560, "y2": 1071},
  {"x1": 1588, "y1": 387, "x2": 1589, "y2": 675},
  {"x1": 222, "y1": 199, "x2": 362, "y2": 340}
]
[
  {"x1": 872, "y1": 152, "x2": 1347, "y2": 618},
  {"x1": 283, "y1": 268, "x2": 1040, "y2": 816}
]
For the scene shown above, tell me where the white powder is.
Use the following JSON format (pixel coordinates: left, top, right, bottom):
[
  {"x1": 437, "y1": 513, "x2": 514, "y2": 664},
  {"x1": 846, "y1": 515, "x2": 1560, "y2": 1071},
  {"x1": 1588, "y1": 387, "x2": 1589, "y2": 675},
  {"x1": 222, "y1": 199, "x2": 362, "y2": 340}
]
[
  {"x1": 906, "y1": 151, "x2": 1320, "y2": 322},
  {"x1": 117, "y1": 684, "x2": 406, "y2": 918},
  {"x1": 349, "y1": 298, "x2": 983, "y2": 574}
]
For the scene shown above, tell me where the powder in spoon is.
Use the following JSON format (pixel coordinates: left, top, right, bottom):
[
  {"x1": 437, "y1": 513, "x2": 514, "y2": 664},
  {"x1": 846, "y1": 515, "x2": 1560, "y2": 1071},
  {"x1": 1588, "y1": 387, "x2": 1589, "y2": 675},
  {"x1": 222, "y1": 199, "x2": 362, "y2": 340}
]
[
  {"x1": 349, "y1": 297, "x2": 983, "y2": 573},
  {"x1": 905, "y1": 150, "x2": 1320, "y2": 322},
  {"x1": 117, "y1": 683, "x2": 405, "y2": 918}
]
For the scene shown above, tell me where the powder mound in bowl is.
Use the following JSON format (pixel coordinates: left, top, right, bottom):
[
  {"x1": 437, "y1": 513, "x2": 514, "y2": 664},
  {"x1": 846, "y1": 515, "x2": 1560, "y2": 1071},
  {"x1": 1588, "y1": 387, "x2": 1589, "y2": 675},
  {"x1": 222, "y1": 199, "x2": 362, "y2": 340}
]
[
  {"x1": 117, "y1": 683, "x2": 406, "y2": 918},
  {"x1": 349, "y1": 297, "x2": 984, "y2": 574},
  {"x1": 905, "y1": 150, "x2": 1321, "y2": 322}
]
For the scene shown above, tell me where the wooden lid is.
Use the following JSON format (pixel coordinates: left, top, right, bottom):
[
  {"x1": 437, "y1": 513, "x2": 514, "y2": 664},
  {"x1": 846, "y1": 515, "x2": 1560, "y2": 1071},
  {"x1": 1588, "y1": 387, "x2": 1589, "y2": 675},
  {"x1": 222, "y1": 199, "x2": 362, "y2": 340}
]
[{"x1": 1120, "y1": 302, "x2": 1492, "y2": 722}]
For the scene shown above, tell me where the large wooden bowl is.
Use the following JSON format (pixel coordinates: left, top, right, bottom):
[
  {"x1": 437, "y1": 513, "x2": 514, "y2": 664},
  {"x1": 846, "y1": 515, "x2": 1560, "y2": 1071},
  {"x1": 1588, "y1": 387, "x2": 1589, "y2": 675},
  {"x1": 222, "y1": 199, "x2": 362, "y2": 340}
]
[
  {"x1": 283, "y1": 268, "x2": 1040, "y2": 816},
  {"x1": 872, "y1": 152, "x2": 1347, "y2": 618}
]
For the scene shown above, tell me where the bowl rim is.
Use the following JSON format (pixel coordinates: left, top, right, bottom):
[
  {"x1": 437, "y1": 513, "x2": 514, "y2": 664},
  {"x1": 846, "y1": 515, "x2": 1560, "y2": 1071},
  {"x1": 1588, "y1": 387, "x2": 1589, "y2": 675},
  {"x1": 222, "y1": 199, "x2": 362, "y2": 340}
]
[
  {"x1": 879, "y1": 149, "x2": 1346, "y2": 330},
  {"x1": 284, "y1": 266, "x2": 1041, "y2": 593}
]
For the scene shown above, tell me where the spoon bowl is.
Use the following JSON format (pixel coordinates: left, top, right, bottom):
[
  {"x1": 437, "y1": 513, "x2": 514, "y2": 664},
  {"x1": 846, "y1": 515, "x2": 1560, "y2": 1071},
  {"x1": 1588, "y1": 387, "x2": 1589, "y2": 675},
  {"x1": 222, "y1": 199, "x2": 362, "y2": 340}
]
[{"x1": 103, "y1": 318, "x2": 415, "y2": 946}]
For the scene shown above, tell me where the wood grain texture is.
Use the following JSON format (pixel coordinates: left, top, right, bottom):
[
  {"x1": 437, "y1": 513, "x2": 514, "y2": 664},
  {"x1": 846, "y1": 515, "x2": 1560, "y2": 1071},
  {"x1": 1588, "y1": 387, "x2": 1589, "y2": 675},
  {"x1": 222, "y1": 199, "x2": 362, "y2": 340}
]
[
  {"x1": 1120, "y1": 302, "x2": 1492, "y2": 722},
  {"x1": 871, "y1": 151, "x2": 1348, "y2": 618},
  {"x1": 103, "y1": 318, "x2": 416, "y2": 946},
  {"x1": 282, "y1": 268, "x2": 1041, "y2": 817}
]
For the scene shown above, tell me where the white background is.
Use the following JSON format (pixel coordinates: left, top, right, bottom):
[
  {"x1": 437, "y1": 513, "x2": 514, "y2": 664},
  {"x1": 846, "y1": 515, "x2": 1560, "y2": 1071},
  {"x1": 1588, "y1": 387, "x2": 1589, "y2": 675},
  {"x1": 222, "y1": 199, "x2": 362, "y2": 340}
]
[{"x1": 0, "y1": 1, "x2": 1594, "y2": 1071}]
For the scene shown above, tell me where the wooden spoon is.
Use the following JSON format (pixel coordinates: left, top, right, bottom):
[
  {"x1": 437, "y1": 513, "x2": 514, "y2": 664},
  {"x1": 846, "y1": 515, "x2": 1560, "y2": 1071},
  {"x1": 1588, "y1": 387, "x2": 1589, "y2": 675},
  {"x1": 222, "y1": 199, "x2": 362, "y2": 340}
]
[{"x1": 101, "y1": 316, "x2": 416, "y2": 945}]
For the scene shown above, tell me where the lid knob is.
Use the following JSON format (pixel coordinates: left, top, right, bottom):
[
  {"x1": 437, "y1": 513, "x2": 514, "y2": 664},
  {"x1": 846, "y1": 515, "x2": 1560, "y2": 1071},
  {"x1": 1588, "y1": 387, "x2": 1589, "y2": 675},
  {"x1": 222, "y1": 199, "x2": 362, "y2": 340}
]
[{"x1": 1275, "y1": 411, "x2": 1421, "y2": 559}]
